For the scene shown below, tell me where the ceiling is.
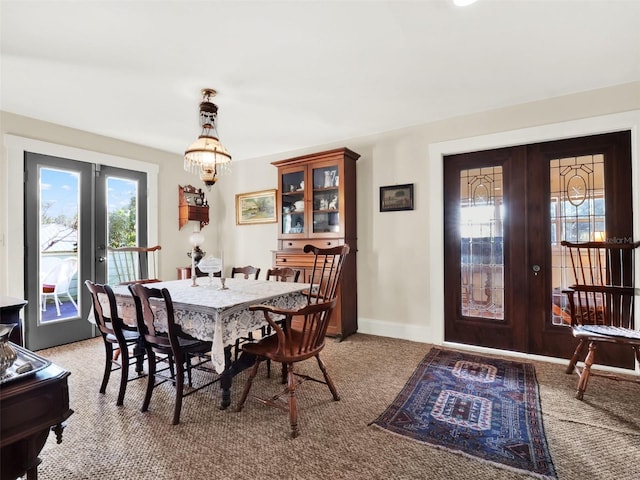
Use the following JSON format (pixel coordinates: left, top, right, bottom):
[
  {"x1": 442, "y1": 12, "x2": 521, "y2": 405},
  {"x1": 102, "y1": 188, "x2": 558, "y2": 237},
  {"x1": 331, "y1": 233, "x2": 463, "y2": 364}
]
[{"x1": 1, "y1": 1, "x2": 639, "y2": 161}]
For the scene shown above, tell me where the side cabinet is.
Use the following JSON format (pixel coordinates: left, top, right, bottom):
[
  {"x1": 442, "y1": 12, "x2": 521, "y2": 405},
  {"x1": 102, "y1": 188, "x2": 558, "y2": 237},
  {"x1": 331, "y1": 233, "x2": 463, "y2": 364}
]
[{"x1": 272, "y1": 147, "x2": 359, "y2": 338}]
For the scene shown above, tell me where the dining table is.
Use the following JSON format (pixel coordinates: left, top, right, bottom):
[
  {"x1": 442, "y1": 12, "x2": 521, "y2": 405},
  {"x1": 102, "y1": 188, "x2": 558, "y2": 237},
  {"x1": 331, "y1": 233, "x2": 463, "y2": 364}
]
[{"x1": 101, "y1": 277, "x2": 309, "y2": 409}]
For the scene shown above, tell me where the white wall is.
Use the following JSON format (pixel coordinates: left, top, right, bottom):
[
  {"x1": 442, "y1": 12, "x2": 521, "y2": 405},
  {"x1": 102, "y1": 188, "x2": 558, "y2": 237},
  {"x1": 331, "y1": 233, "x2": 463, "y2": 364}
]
[{"x1": 2, "y1": 82, "x2": 640, "y2": 359}]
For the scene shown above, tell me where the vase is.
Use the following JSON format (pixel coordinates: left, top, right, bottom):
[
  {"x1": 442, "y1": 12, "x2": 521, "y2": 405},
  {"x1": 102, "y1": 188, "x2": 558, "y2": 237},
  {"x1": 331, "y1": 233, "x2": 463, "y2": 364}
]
[
  {"x1": 324, "y1": 170, "x2": 336, "y2": 188},
  {"x1": 0, "y1": 323, "x2": 18, "y2": 376}
]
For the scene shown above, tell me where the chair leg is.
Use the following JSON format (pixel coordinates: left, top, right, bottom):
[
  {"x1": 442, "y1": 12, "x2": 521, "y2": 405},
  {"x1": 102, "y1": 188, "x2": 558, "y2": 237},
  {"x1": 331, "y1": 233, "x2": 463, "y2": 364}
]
[
  {"x1": 576, "y1": 341, "x2": 596, "y2": 400},
  {"x1": 316, "y1": 354, "x2": 340, "y2": 401},
  {"x1": 100, "y1": 341, "x2": 113, "y2": 394},
  {"x1": 287, "y1": 364, "x2": 299, "y2": 438},
  {"x1": 54, "y1": 293, "x2": 61, "y2": 316},
  {"x1": 235, "y1": 358, "x2": 262, "y2": 412},
  {"x1": 66, "y1": 292, "x2": 78, "y2": 310},
  {"x1": 142, "y1": 351, "x2": 157, "y2": 413},
  {"x1": 185, "y1": 354, "x2": 193, "y2": 387},
  {"x1": 116, "y1": 346, "x2": 130, "y2": 406},
  {"x1": 566, "y1": 339, "x2": 586, "y2": 374},
  {"x1": 172, "y1": 357, "x2": 185, "y2": 425}
]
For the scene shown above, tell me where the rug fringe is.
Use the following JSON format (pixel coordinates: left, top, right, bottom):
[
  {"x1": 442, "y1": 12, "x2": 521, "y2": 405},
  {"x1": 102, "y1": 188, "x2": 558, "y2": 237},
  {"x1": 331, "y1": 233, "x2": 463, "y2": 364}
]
[{"x1": 370, "y1": 423, "x2": 557, "y2": 480}]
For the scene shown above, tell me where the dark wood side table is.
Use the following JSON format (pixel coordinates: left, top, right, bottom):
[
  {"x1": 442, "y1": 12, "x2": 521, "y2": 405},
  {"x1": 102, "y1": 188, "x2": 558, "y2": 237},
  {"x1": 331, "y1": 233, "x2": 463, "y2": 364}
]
[
  {"x1": 0, "y1": 346, "x2": 73, "y2": 480},
  {"x1": 0, "y1": 296, "x2": 28, "y2": 346},
  {"x1": 176, "y1": 266, "x2": 212, "y2": 279}
]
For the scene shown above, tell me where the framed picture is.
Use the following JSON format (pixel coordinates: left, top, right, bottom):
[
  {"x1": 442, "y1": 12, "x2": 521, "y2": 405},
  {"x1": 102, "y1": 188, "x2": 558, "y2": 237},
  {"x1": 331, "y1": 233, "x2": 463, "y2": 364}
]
[
  {"x1": 380, "y1": 184, "x2": 414, "y2": 212},
  {"x1": 236, "y1": 189, "x2": 277, "y2": 225}
]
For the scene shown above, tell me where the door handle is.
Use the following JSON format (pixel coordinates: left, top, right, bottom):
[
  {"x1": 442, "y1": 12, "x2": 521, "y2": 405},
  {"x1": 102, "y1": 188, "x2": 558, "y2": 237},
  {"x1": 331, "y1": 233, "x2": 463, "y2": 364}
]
[
  {"x1": 98, "y1": 256, "x2": 105, "y2": 263},
  {"x1": 532, "y1": 264, "x2": 541, "y2": 276}
]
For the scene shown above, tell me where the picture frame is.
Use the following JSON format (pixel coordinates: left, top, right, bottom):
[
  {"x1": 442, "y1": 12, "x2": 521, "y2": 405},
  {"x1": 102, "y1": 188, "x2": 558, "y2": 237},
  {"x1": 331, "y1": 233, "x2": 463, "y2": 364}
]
[
  {"x1": 380, "y1": 184, "x2": 414, "y2": 212},
  {"x1": 236, "y1": 189, "x2": 277, "y2": 225}
]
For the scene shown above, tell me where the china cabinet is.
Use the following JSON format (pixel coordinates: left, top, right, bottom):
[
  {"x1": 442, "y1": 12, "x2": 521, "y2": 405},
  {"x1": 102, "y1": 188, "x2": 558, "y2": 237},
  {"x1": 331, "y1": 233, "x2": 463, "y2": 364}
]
[
  {"x1": 272, "y1": 147, "x2": 359, "y2": 338},
  {"x1": 178, "y1": 185, "x2": 209, "y2": 230}
]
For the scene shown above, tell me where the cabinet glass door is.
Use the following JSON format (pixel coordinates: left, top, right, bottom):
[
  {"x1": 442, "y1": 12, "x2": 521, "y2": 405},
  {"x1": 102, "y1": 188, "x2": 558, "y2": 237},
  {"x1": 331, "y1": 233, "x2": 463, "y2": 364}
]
[
  {"x1": 281, "y1": 169, "x2": 306, "y2": 235},
  {"x1": 311, "y1": 164, "x2": 340, "y2": 235}
]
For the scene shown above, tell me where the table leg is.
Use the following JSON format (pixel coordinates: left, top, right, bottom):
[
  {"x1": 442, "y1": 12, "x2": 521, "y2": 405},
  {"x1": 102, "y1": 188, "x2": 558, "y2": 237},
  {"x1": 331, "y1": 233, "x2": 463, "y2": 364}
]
[
  {"x1": 219, "y1": 344, "x2": 259, "y2": 410},
  {"x1": 219, "y1": 346, "x2": 232, "y2": 409}
]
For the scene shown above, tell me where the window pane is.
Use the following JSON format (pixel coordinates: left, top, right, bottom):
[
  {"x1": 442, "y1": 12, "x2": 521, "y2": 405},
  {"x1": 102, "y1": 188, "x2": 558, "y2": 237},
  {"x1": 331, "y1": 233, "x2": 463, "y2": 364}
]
[{"x1": 39, "y1": 168, "x2": 79, "y2": 323}]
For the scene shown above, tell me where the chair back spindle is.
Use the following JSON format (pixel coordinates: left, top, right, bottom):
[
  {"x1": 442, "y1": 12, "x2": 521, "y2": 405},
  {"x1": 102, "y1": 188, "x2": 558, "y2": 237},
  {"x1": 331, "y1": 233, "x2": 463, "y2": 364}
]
[
  {"x1": 304, "y1": 244, "x2": 350, "y2": 304},
  {"x1": 561, "y1": 240, "x2": 639, "y2": 329},
  {"x1": 109, "y1": 245, "x2": 162, "y2": 285}
]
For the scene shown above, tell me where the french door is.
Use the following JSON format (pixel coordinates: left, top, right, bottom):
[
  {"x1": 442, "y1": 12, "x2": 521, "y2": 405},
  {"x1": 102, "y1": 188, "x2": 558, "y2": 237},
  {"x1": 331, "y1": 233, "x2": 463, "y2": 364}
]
[
  {"x1": 443, "y1": 131, "x2": 634, "y2": 368},
  {"x1": 24, "y1": 152, "x2": 147, "y2": 350}
]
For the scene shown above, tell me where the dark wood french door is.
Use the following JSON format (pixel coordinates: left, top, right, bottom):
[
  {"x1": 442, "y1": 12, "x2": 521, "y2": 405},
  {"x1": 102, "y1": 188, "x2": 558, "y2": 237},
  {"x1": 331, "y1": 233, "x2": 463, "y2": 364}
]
[{"x1": 443, "y1": 131, "x2": 634, "y2": 368}]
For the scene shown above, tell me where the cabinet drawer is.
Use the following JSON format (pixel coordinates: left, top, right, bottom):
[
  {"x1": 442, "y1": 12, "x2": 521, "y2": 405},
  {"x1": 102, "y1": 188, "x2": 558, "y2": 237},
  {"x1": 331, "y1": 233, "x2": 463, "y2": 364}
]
[
  {"x1": 279, "y1": 239, "x2": 344, "y2": 250},
  {"x1": 275, "y1": 253, "x2": 314, "y2": 268}
]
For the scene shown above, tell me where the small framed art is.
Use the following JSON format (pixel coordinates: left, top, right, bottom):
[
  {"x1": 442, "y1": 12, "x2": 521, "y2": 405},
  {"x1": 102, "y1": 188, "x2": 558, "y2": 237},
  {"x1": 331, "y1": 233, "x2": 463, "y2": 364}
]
[
  {"x1": 380, "y1": 184, "x2": 414, "y2": 212},
  {"x1": 235, "y1": 189, "x2": 277, "y2": 225}
]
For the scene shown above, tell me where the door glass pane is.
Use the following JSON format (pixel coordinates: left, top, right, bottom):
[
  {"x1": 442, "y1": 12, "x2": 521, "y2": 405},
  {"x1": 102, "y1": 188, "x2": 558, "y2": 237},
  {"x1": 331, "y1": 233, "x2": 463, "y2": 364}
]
[
  {"x1": 312, "y1": 165, "x2": 339, "y2": 234},
  {"x1": 39, "y1": 168, "x2": 80, "y2": 324},
  {"x1": 460, "y1": 166, "x2": 504, "y2": 320},
  {"x1": 550, "y1": 154, "x2": 605, "y2": 326},
  {"x1": 106, "y1": 176, "x2": 139, "y2": 284},
  {"x1": 281, "y1": 171, "x2": 305, "y2": 234}
]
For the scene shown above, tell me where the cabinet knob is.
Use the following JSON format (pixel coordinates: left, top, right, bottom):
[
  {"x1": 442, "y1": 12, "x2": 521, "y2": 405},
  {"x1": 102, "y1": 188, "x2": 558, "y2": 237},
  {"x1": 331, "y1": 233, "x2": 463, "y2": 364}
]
[{"x1": 287, "y1": 242, "x2": 293, "y2": 246}]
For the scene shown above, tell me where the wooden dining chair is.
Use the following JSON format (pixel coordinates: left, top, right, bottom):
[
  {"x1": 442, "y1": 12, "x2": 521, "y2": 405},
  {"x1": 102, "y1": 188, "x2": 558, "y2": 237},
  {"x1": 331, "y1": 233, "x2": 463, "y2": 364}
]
[
  {"x1": 235, "y1": 244, "x2": 350, "y2": 438},
  {"x1": 562, "y1": 240, "x2": 640, "y2": 400},
  {"x1": 266, "y1": 267, "x2": 301, "y2": 283},
  {"x1": 108, "y1": 245, "x2": 162, "y2": 285},
  {"x1": 85, "y1": 280, "x2": 145, "y2": 406},
  {"x1": 129, "y1": 283, "x2": 218, "y2": 425},
  {"x1": 231, "y1": 265, "x2": 261, "y2": 280}
]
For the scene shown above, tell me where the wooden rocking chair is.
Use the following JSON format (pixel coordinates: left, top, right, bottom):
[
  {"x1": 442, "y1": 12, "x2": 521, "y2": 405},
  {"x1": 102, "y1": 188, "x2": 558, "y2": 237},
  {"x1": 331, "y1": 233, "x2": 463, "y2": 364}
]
[{"x1": 562, "y1": 240, "x2": 640, "y2": 400}]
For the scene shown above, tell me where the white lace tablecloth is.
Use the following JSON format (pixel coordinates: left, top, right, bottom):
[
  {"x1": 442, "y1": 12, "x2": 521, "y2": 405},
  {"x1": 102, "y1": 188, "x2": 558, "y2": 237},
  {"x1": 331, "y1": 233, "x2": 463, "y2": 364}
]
[{"x1": 105, "y1": 278, "x2": 308, "y2": 373}]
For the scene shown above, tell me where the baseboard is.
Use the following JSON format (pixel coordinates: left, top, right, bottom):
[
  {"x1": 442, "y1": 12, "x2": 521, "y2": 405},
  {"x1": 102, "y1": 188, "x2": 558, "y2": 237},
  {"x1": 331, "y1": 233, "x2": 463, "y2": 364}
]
[
  {"x1": 357, "y1": 317, "x2": 434, "y2": 343},
  {"x1": 356, "y1": 318, "x2": 640, "y2": 376}
]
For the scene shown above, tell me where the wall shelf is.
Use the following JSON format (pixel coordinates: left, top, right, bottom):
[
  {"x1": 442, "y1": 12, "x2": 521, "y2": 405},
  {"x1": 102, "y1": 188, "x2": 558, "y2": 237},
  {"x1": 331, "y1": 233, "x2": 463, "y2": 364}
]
[{"x1": 178, "y1": 185, "x2": 209, "y2": 230}]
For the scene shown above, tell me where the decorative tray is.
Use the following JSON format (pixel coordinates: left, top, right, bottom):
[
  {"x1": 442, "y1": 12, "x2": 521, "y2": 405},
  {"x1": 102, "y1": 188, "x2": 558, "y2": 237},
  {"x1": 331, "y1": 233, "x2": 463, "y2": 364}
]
[{"x1": 0, "y1": 343, "x2": 51, "y2": 385}]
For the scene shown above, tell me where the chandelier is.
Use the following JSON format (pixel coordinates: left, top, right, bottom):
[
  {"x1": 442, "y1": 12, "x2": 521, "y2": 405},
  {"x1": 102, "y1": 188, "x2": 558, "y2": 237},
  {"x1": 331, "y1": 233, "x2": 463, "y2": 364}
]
[{"x1": 184, "y1": 88, "x2": 231, "y2": 188}]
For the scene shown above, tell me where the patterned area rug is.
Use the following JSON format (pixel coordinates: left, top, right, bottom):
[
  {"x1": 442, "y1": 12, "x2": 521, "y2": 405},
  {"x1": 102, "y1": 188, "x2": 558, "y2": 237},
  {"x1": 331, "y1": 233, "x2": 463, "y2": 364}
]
[{"x1": 372, "y1": 348, "x2": 557, "y2": 480}]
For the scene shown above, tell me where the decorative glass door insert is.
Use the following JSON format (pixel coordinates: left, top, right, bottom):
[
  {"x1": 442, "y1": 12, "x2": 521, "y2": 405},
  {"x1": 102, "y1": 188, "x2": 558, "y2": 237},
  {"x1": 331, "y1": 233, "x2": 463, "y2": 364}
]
[
  {"x1": 459, "y1": 166, "x2": 504, "y2": 320},
  {"x1": 550, "y1": 154, "x2": 605, "y2": 326}
]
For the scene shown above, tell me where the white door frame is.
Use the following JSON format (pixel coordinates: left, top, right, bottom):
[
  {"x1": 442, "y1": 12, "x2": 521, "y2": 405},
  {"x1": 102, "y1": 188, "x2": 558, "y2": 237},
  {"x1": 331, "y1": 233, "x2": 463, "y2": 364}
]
[{"x1": 2, "y1": 134, "x2": 159, "y2": 300}]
